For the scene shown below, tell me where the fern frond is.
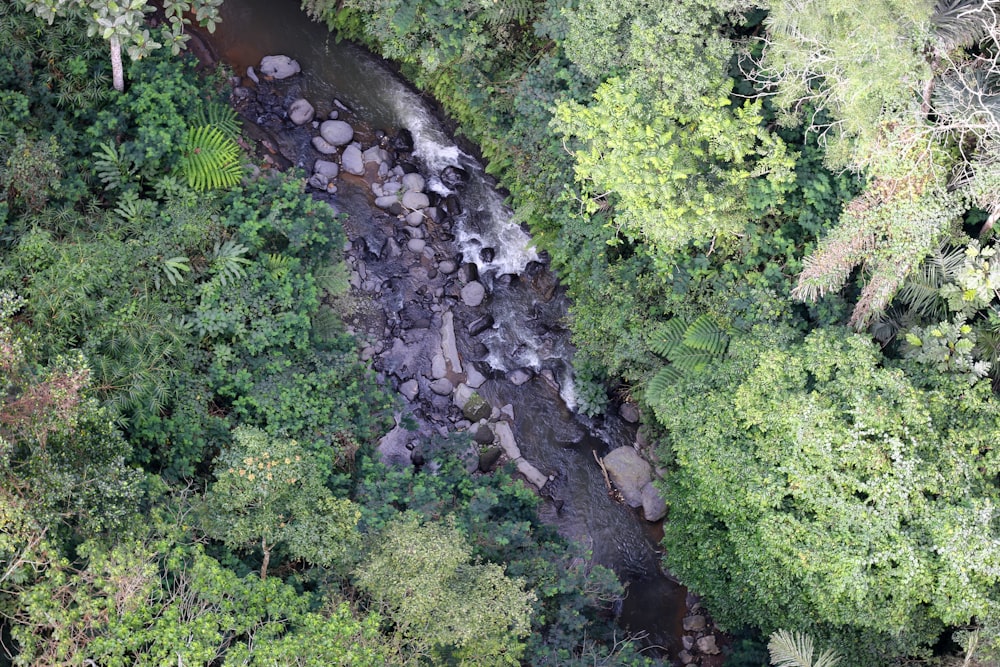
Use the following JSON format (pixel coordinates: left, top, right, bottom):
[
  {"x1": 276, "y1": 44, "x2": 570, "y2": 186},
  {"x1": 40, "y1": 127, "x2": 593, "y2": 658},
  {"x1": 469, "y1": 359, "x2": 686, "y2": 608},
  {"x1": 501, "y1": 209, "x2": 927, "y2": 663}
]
[
  {"x1": 180, "y1": 125, "x2": 243, "y2": 192},
  {"x1": 768, "y1": 630, "x2": 842, "y2": 667},
  {"x1": 314, "y1": 261, "x2": 350, "y2": 296},
  {"x1": 311, "y1": 304, "x2": 343, "y2": 343},
  {"x1": 646, "y1": 365, "x2": 684, "y2": 403},
  {"x1": 650, "y1": 318, "x2": 689, "y2": 358},
  {"x1": 669, "y1": 348, "x2": 717, "y2": 375},
  {"x1": 192, "y1": 101, "x2": 241, "y2": 140},
  {"x1": 683, "y1": 314, "x2": 729, "y2": 355},
  {"x1": 265, "y1": 252, "x2": 294, "y2": 280},
  {"x1": 114, "y1": 191, "x2": 153, "y2": 231},
  {"x1": 481, "y1": 0, "x2": 535, "y2": 26}
]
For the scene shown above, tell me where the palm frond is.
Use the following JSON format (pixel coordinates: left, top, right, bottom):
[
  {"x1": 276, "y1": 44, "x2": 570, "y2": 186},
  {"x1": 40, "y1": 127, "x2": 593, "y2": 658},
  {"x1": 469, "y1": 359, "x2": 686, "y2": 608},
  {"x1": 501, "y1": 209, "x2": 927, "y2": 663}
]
[
  {"x1": 892, "y1": 244, "x2": 966, "y2": 320},
  {"x1": 768, "y1": 630, "x2": 842, "y2": 667},
  {"x1": 933, "y1": 0, "x2": 994, "y2": 51}
]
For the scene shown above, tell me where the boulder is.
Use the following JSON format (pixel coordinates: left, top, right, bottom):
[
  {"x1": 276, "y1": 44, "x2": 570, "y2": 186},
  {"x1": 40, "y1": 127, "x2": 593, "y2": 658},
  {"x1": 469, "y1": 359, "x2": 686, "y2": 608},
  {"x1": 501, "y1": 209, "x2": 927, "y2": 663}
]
[
  {"x1": 508, "y1": 368, "x2": 532, "y2": 386},
  {"x1": 407, "y1": 238, "x2": 426, "y2": 253},
  {"x1": 260, "y1": 55, "x2": 300, "y2": 79},
  {"x1": 314, "y1": 159, "x2": 339, "y2": 179},
  {"x1": 460, "y1": 281, "x2": 486, "y2": 307},
  {"x1": 697, "y1": 635, "x2": 720, "y2": 655},
  {"x1": 402, "y1": 172, "x2": 426, "y2": 192},
  {"x1": 307, "y1": 173, "x2": 329, "y2": 190},
  {"x1": 602, "y1": 446, "x2": 652, "y2": 508},
  {"x1": 473, "y1": 424, "x2": 495, "y2": 445},
  {"x1": 311, "y1": 136, "x2": 338, "y2": 155},
  {"x1": 466, "y1": 364, "x2": 487, "y2": 389},
  {"x1": 374, "y1": 195, "x2": 399, "y2": 210},
  {"x1": 288, "y1": 98, "x2": 315, "y2": 125},
  {"x1": 401, "y1": 190, "x2": 430, "y2": 210},
  {"x1": 462, "y1": 392, "x2": 491, "y2": 422},
  {"x1": 320, "y1": 120, "x2": 354, "y2": 146},
  {"x1": 341, "y1": 144, "x2": 365, "y2": 175},
  {"x1": 399, "y1": 379, "x2": 419, "y2": 401},
  {"x1": 478, "y1": 446, "x2": 502, "y2": 472},
  {"x1": 468, "y1": 314, "x2": 494, "y2": 336},
  {"x1": 641, "y1": 481, "x2": 668, "y2": 522},
  {"x1": 620, "y1": 402, "x2": 641, "y2": 423},
  {"x1": 453, "y1": 383, "x2": 475, "y2": 410},
  {"x1": 440, "y1": 312, "x2": 463, "y2": 375},
  {"x1": 363, "y1": 145, "x2": 391, "y2": 164},
  {"x1": 682, "y1": 615, "x2": 706, "y2": 632},
  {"x1": 430, "y1": 377, "x2": 453, "y2": 396}
]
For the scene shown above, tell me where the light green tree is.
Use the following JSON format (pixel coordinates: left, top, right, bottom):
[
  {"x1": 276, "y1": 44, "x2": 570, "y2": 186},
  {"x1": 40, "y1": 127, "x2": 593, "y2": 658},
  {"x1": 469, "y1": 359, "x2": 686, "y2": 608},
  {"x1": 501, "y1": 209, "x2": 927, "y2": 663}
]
[
  {"x1": 202, "y1": 426, "x2": 360, "y2": 579},
  {"x1": 7, "y1": 514, "x2": 391, "y2": 666},
  {"x1": 355, "y1": 512, "x2": 535, "y2": 666},
  {"x1": 755, "y1": 0, "x2": 1000, "y2": 325},
  {"x1": 20, "y1": 0, "x2": 223, "y2": 92}
]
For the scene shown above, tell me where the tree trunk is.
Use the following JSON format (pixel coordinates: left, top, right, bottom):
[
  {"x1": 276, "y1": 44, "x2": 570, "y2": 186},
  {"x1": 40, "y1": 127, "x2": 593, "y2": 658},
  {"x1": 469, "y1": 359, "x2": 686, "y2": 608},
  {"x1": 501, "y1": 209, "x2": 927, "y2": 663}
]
[
  {"x1": 110, "y1": 35, "x2": 125, "y2": 92},
  {"x1": 260, "y1": 537, "x2": 270, "y2": 580}
]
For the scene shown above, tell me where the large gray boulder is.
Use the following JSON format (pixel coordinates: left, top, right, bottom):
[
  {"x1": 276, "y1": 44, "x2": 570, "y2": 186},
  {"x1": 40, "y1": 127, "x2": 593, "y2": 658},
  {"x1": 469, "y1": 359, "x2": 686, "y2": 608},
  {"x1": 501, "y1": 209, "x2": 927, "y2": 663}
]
[
  {"x1": 320, "y1": 120, "x2": 354, "y2": 146},
  {"x1": 401, "y1": 190, "x2": 430, "y2": 210},
  {"x1": 460, "y1": 281, "x2": 486, "y2": 307},
  {"x1": 314, "y1": 159, "x2": 339, "y2": 179},
  {"x1": 288, "y1": 98, "x2": 315, "y2": 125},
  {"x1": 603, "y1": 446, "x2": 652, "y2": 508},
  {"x1": 259, "y1": 55, "x2": 300, "y2": 80},
  {"x1": 341, "y1": 144, "x2": 365, "y2": 175}
]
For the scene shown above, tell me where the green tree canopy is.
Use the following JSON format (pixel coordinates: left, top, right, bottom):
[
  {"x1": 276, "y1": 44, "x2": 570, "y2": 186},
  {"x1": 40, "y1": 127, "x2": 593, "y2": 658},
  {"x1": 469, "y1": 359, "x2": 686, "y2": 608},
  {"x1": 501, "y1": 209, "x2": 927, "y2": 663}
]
[
  {"x1": 201, "y1": 425, "x2": 360, "y2": 579},
  {"x1": 652, "y1": 326, "x2": 1000, "y2": 663},
  {"x1": 355, "y1": 512, "x2": 535, "y2": 666}
]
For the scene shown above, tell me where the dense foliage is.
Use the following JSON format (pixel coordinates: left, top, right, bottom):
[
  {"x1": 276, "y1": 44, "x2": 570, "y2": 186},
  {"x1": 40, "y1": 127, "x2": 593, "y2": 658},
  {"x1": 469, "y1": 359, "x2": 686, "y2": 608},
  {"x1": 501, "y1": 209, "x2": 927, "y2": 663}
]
[
  {"x1": 7, "y1": 0, "x2": 1000, "y2": 663},
  {"x1": 301, "y1": 0, "x2": 1000, "y2": 664},
  {"x1": 0, "y1": 3, "x2": 664, "y2": 665}
]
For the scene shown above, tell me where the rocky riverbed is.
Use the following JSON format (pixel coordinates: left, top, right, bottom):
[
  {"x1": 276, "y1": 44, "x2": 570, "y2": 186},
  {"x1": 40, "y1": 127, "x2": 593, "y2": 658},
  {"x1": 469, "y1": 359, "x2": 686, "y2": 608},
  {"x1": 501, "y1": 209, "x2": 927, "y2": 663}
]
[{"x1": 222, "y1": 49, "x2": 727, "y2": 665}]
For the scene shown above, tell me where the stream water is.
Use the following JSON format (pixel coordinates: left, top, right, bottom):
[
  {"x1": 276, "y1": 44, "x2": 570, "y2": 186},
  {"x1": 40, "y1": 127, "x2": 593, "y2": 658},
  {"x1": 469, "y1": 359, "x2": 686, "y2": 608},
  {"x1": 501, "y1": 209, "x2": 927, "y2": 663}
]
[{"x1": 204, "y1": 0, "x2": 688, "y2": 656}]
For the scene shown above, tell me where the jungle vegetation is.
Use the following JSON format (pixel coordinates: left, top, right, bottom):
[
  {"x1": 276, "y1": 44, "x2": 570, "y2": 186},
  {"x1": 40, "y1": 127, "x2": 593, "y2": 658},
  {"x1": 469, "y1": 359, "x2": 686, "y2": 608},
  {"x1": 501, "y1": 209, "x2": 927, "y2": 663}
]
[{"x1": 3, "y1": 0, "x2": 1000, "y2": 665}]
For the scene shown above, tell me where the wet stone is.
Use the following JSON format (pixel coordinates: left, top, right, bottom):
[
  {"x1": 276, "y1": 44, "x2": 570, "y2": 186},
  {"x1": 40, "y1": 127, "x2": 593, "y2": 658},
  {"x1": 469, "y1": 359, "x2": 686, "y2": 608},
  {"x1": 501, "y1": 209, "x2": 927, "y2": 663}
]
[
  {"x1": 697, "y1": 635, "x2": 720, "y2": 655},
  {"x1": 683, "y1": 615, "x2": 706, "y2": 632}
]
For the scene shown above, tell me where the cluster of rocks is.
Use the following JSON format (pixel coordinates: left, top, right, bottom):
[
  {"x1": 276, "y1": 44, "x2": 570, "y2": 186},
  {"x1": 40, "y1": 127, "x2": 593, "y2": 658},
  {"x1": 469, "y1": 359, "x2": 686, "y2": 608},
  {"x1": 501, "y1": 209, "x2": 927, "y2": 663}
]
[
  {"x1": 232, "y1": 56, "x2": 550, "y2": 489},
  {"x1": 678, "y1": 595, "x2": 723, "y2": 665},
  {"x1": 600, "y1": 406, "x2": 668, "y2": 522}
]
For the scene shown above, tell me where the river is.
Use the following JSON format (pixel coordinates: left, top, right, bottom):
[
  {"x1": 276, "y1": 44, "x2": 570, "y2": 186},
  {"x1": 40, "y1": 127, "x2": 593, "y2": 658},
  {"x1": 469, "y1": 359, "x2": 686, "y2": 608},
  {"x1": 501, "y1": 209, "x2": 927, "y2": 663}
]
[{"x1": 201, "y1": 0, "x2": 689, "y2": 656}]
